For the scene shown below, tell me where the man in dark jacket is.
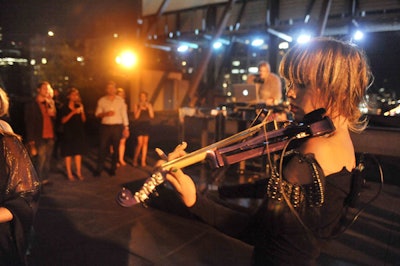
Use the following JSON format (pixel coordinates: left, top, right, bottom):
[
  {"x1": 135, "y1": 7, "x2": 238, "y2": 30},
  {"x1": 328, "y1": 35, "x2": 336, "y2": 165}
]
[{"x1": 24, "y1": 81, "x2": 56, "y2": 185}]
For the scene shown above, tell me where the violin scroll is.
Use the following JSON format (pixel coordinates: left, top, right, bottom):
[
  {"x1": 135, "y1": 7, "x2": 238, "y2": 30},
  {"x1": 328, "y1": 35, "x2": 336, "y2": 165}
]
[{"x1": 116, "y1": 171, "x2": 165, "y2": 207}]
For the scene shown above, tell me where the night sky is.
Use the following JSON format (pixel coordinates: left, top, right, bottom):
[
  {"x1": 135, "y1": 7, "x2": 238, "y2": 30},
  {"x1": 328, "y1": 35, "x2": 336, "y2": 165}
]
[
  {"x1": 0, "y1": 0, "x2": 140, "y2": 43},
  {"x1": 358, "y1": 31, "x2": 400, "y2": 95}
]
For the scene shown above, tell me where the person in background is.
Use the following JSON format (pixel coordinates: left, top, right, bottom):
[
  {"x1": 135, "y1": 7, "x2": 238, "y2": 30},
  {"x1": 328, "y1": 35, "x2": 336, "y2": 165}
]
[
  {"x1": 0, "y1": 88, "x2": 13, "y2": 133},
  {"x1": 255, "y1": 61, "x2": 283, "y2": 105},
  {"x1": 116, "y1": 88, "x2": 129, "y2": 166},
  {"x1": 132, "y1": 91, "x2": 154, "y2": 167},
  {"x1": 94, "y1": 81, "x2": 129, "y2": 176},
  {"x1": 160, "y1": 37, "x2": 372, "y2": 265},
  {"x1": 24, "y1": 81, "x2": 57, "y2": 185},
  {"x1": 0, "y1": 87, "x2": 40, "y2": 266},
  {"x1": 60, "y1": 88, "x2": 87, "y2": 181}
]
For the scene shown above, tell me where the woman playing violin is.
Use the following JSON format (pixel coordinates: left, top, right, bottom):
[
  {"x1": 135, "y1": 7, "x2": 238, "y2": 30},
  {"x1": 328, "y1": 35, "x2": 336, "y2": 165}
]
[{"x1": 162, "y1": 37, "x2": 372, "y2": 265}]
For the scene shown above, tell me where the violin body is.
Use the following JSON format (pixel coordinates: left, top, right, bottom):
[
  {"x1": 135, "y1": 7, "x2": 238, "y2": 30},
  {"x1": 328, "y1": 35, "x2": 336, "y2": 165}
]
[{"x1": 116, "y1": 108, "x2": 335, "y2": 207}]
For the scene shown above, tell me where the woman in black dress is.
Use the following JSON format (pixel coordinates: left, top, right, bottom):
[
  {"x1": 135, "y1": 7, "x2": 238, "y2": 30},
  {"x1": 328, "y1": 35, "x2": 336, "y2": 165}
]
[
  {"x1": 132, "y1": 91, "x2": 154, "y2": 167},
  {"x1": 162, "y1": 37, "x2": 372, "y2": 265},
  {"x1": 0, "y1": 87, "x2": 40, "y2": 265},
  {"x1": 60, "y1": 88, "x2": 87, "y2": 181}
]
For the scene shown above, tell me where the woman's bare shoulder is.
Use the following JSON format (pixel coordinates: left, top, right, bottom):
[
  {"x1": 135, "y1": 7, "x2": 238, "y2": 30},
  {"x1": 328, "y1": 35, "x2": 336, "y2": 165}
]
[{"x1": 300, "y1": 133, "x2": 355, "y2": 175}]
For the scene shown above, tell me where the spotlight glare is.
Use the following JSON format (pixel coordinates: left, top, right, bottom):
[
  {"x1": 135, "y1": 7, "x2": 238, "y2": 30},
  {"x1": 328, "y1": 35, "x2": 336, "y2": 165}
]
[
  {"x1": 213, "y1": 41, "x2": 222, "y2": 49},
  {"x1": 177, "y1": 45, "x2": 189, "y2": 53},
  {"x1": 297, "y1": 34, "x2": 311, "y2": 44},
  {"x1": 353, "y1": 30, "x2": 364, "y2": 40},
  {"x1": 116, "y1": 51, "x2": 137, "y2": 68},
  {"x1": 251, "y1": 39, "x2": 264, "y2": 47}
]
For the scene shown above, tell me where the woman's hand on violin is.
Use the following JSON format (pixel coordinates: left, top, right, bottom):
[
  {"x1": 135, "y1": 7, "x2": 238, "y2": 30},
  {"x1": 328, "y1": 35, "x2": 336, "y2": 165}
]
[
  {"x1": 155, "y1": 142, "x2": 197, "y2": 207},
  {"x1": 168, "y1": 141, "x2": 187, "y2": 160},
  {"x1": 155, "y1": 141, "x2": 188, "y2": 164},
  {"x1": 166, "y1": 167, "x2": 197, "y2": 207}
]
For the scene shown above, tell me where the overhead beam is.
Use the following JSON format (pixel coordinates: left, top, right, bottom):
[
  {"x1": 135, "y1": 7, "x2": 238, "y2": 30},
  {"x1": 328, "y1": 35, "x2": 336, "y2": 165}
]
[
  {"x1": 304, "y1": 0, "x2": 317, "y2": 23},
  {"x1": 234, "y1": 0, "x2": 248, "y2": 30},
  {"x1": 186, "y1": 0, "x2": 235, "y2": 107},
  {"x1": 145, "y1": 0, "x2": 171, "y2": 36},
  {"x1": 317, "y1": 0, "x2": 333, "y2": 36}
]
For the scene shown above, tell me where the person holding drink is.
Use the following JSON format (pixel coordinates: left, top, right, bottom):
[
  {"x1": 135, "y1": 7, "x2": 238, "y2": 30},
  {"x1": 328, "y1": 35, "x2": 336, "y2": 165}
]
[
  {"x1": 94, "y1": 81, "x2": 129, "y2": 176},
  {"x1": 60, "y1": 88, "x2": 87, "y2": 181}
]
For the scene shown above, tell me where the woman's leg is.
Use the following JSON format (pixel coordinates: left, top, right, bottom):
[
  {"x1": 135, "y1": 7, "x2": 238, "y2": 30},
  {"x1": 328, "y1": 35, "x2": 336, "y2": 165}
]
[
  {"x1": 75, "y1": 155, "x2": 84, "y2": 180},
  {"x1": 119, "y1": 137, "x2": 127, "y2": 166},
  {"x1": 65, "y1": 156, "x2": 74, "y2": 181},
  {"x1": 141, "y1": 135, "x2": 149, "y2": 167},
  {"x1": 133, "y1": 136, "x2": 144, "y2": 166}
]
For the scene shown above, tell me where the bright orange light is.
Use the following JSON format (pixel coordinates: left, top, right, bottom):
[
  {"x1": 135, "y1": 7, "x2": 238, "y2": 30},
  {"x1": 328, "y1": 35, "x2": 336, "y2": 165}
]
[{"x1": 115, "y1": 50, "x2": 137, "y2": 68}]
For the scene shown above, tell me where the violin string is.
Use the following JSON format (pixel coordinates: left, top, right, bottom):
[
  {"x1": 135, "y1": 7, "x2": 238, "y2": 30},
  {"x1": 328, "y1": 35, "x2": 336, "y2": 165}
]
[{"x1": 261, "y1": 109, "x2": 275, "y2": 178}]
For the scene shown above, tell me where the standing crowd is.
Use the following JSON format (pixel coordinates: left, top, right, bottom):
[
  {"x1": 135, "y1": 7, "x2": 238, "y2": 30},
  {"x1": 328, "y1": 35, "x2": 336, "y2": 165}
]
[
  {"x1": 0, "y1": 80, "x2": 155, "y2": 264},
  {"x1": 21, "y1": 80, "x2": 154, "y2": 183}
]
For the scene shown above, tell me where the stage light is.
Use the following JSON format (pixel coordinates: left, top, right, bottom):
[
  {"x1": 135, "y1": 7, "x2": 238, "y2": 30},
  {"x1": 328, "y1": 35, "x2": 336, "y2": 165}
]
[
  {"x1": 177, "y1": 45, "x2": 189, "y2": 53},
  {"x1": 115, "y1": 50, "x2": 137, "y2": 68},
  {"x1": 353, "y1": 30, "x2": 364, "y2": 41},
  {"x1": 267, "y1": 28, "x2": 293, "y2": 42},
  {"x1": 297, "y1": 34, "x2": 311, "y2": 44},
  {"x1": 213, "y1": 41, "x2": 223, "y2": 49},
  {"x1": 251, "y1": 39, "x2": 264, "y2": 47}
]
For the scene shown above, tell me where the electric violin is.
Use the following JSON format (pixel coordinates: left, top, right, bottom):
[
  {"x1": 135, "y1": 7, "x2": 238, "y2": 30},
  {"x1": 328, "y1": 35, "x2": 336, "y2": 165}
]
[{"x1": 116, "y1": 108, "x2": 335, "y2": 207}]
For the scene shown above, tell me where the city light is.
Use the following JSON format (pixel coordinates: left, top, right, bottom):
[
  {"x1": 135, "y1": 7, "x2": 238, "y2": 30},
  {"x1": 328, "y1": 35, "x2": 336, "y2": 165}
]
[
  {"x1": 115, "y1": 50, "x2": 137, "y2": 68},
  {"x1": 278, "y1": 42, "x2": 290, "y2": 50}
]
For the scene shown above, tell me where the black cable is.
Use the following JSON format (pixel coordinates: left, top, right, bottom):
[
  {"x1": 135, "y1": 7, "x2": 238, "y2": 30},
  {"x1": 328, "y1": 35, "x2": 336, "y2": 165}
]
[{"x1": 328, "y1": 154, "x2": 384, "y2": 239}]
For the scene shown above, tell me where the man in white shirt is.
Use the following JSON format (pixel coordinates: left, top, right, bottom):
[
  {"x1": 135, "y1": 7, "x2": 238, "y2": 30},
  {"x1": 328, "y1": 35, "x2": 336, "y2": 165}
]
[{"x1": 94, "y1": 81, "x2": 129, "y2": 176}]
